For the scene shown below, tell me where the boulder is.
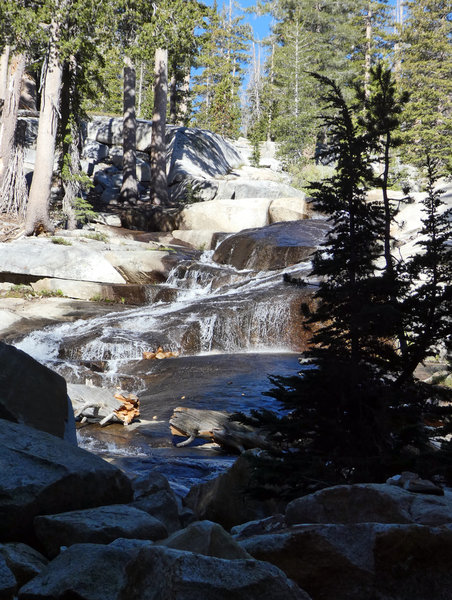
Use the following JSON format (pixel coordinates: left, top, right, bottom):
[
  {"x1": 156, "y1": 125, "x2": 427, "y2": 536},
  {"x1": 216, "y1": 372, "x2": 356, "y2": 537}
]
[
  {"x1": 0, "y1": 342, "x2": 74, "y2": 442},
  {"x1": 269, "y1": 197, "x2": 309, "y2": 222},
  {"x1": 0, "y1": 418, "x2": 132, "y2": 543},
  {"x1": 215, "y1": 179, "x2": 305, "y2": 201},
  {"x1": 239, "y1": 522, "x2": 452, "y2": 600},
  {"x1": 81, "y1": 140, "x2": 109, "y2": 162},
  {"x1": 171, "y1": 229, "x2": 217, "y2": 250},
  {"x1": 285, "y1": 483, "x2": 452, "y2": 527},
  {"x1": 0, "y1": 238, "x2": 125, "y2": 284},
  {"x1": 102, "y1": 249, "x2": 172, "y2": 284},
  {"x1": 212, "y1": 220, "x2": 329, "y2": 271},
  {"x1": 34, "y1": 505, "x2": 167, "y2": 557},
  {"x1": 159, "y1": 520, "x2": 252, "y2": 559},
  {"x1": 167, "y1": 126, "x2": 242, "y2": 185},
  {"x1": 18, "y1": 541, "x2": 310, "y2": 600},
  {"x1": 184, "y1": 452, "x2": 285, "y2": 530},
  {"x1": 178, "y1": 198, "x2": 272, "y2": 232},
  {"x1": 0, "y1": 543, "x2": 48, "y2": 589}
]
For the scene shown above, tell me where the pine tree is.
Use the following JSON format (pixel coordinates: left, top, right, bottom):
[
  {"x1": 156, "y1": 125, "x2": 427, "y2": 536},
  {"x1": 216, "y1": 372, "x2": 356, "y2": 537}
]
[
  {"x1": 398, "y1": 157, "x2": 452, "y2": 384},
  {"x1": 398, "y1": 0, "x2": 452, "y2": 170},
  {"x1": 192, "y1": 1, "x2": 251, "y2": 138},
  {"x1": 241, "y1": 72, "x2": 452, "y2": 498}
]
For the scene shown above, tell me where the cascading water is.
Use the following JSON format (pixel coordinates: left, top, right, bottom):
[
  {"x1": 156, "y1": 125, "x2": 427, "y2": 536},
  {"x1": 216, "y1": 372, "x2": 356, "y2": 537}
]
[{"x1": 14, "y1": 250, "x2": 314, "y2": 491}]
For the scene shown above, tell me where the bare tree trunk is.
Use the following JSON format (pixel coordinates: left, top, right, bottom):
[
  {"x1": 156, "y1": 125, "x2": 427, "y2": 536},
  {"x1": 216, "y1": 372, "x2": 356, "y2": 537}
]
[
  {"x1": 119, "y1": 55, "x2": 138, "y2": 205},
  {"x1": 0, "y1": 53, "x2": 26, "y2": 192},
  {"x1": 25, "y1": 14, "x2": 63, "y2": 235},
  {"x1": 177, "y1": 70, "x2": 191, "y2": 126},
  {"x1": 364, "y1": 2, "x2": 372, "y2": 98},
  {"x1": 137, "y1": 60, "x2": 144, "y2": 118},
  {"x1": 0, "y1": 45, "x2": 10, "y2": 107},
  {"x1": 169, "y1": 73, "x2": 177, "y2": 124},
  {"x1": 150, "y1": 48, "x2": 168, "y2": 205},
  {"x1": 267, "y1": 43, "x2": 275, "y2": 142}
]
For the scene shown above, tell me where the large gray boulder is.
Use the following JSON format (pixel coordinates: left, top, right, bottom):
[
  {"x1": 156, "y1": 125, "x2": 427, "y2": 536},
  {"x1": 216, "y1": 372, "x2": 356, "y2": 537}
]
[
  {"x1": 215, "y1": 179, "x2": 305, "y2": 201},
  {"x1": 18, "y1": 540, "x2": 310, "y2": 600},
  {"x1": 212, "y1": 220, "x2": 329, "y2": 271},
  {"x1": 178, "y1": 198, "x2": 272, "y2": 232},
  {"x1": 0, "y1": 238, "x2": 125, "y2": 284},
  {"x1": 285, "y1": 483, "x2": 452, "y2": 527},
  {"x1": 239, "y1": 522, "x2": 452, "y2": 600},
  {"x1": 0, "y1": 342, "x2": 74, "y2": 442},
  {"x1": 0, "y1": 419, "x2": 132, "y2": 543},
  {"x1": 34, "y1": 505, "x2": 167, "y2": 557}
]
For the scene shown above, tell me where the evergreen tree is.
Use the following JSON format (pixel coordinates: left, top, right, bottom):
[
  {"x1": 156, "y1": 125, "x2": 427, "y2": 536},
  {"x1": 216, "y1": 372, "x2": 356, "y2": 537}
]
[
  {"x1": 192, "y1": 1, "x2": 251, "y2": 137},
  {"x1": 241, "y1": 72, "x2": 452, "y2": 498},
  {"x1": 398, "y1": 0, "x2": 452, "y2": 171},
  {"x1": 398, "y1": 158, "x2": 452, "y2": 384}
]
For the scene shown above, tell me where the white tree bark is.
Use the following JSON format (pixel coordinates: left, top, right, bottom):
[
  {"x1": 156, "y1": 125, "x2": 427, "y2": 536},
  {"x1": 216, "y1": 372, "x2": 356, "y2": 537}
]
[
  {"x1": 25, "y1": 15, "x2": 64, "y2": 235},
  {"x1": 150, "y1": 48, "x2": 168, "y2": 205},
  {"x1": 0, "y1": 53, "x2": 26, "y2": 193},
  {"x1": 0, "y1": 45, "x2": 10, "y2": 105},
  {"x1": 119, "y1": 54, "x2": 138, "y2": 205}
]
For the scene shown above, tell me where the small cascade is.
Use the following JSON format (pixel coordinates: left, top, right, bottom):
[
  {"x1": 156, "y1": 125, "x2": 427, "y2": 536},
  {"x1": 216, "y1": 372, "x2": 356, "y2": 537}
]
[{"x1": 15, "y1": 250, "x2": 314, "y2": 386}]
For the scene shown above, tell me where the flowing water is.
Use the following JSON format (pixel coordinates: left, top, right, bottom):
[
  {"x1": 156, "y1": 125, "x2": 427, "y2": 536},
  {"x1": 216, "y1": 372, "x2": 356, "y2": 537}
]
[{"x1": 15, "y1": 250, "x2": 315, "y2": 493}]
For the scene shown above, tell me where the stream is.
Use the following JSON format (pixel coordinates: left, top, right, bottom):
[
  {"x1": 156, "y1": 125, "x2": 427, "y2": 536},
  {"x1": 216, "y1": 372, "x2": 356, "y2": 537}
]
[{"x1": 15, "y1": 249, "x2": 316, "y2": 494}]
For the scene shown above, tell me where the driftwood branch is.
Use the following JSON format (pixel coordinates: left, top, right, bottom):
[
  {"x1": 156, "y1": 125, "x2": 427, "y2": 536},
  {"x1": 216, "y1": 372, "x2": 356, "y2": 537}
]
[{"x1": 169, "y1": 407, "x2": 272, "y2": 453}]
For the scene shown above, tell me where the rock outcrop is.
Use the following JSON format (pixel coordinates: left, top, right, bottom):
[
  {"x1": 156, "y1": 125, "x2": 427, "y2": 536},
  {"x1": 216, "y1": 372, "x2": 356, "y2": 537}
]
[{"x1": 0, "y1": 341, "x2": 74, "y2": 442}]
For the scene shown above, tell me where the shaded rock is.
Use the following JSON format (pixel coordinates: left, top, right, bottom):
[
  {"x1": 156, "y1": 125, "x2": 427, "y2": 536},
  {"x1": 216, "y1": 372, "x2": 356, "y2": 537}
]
[
  {"x1": 285, "y1": 483, "x2": 452, "y2": 527},
  {"x1": 159, "y1": 520, "x2": 251, "y2": 559},
  {"x1": 184, "y1": 452, "x2": 285, "y2": 530},
  {"x1": 131, "y1": 471, "x2": 172, "y2": 497},
  {"x1": 0, "y1": 555, "x2": 15, "y2": 600},
  {"x1": 0, "y1": 543, "x2": 48, "y2": 589},
  {"x1": 167, "y1": 126, "x2": 242, "y2": 185},
  {"x1": 81, "y1": 140, "x2": 109, "y2": 162},
  {"x1": 34, "y1": 505, "x2": 167, "y2": 558},
  {"x1": 213, "y1": 220, "x2": 329, "y2": 271},
  {"x1": 103, "y1": 249, "x2": 172, "y2": 284},
  {"x1": 239, "y1": 523, "x2": 376, "y2": 600},
  {"x1": 0, "y1": 342, "x2": 74, "y2": 442},
  {"x1": 0, "y1": 238, "x2": 125, "y2": 284},
  {"x1": 239, "y1": 522, "x2": 452, "y2": 600},
  {"x1": 178, "y1": 198, "x2": 272, "y2": 232},
  {"x1": 0, "y1": 418, "x2": 132, "y2": 543},
  {"x1": 18, "y1": 541, "x2": 310, "y2": 600},
  {"x1": 131, "y1": 490, "x2": 181, "y2": 534}
]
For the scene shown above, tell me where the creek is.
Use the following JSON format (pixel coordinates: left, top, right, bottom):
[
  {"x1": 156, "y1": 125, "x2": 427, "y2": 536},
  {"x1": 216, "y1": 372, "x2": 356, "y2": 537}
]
[{"x1": 15, "y1": 248, "x2": 317, "y2": 494}]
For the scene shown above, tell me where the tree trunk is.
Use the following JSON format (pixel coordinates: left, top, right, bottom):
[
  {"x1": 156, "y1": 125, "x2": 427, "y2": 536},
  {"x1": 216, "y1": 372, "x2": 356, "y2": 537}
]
[
  {"x1": 25, "y1": 15, "x2": 63, "y2": 235},
  {"x1": 177, "y1": 70, "x2": 191, "y2": 126},
  {"x1": 150, "y1": 48, "x2": 168, "y2": 205},
  {"x1": 364, "y1": 2, "x2": 372, "y2": 98},
  {"x1": 169, "y1": 73, "x2": 177, "y2": 124},
  {"x1": 0, "y1": 53, "x2": 26, "y2": 193},
  {"x1": 0, "y1": 45, "x2": 10, "y2": 107},
  {"x1": 119, "y1": 55, "x2": 138, "y2": 205}
]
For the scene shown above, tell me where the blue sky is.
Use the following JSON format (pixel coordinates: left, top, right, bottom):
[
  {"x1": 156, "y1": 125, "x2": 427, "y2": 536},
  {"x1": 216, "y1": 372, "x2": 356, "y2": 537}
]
[{"x1": 204, "y1": 0, "x2": 273, "y2": 42}]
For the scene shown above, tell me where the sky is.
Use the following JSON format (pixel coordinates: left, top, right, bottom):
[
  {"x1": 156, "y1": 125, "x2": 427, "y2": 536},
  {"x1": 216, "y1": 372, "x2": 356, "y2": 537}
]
[{"x1": 204, "y1": 0, "x2": 273, "y2": 43}]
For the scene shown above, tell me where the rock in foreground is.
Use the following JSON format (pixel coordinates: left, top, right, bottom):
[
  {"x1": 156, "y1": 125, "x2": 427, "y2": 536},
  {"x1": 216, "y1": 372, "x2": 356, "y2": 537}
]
[
  {"x1": 0, "y1": 419, "x2": 132, "y2": 543},
  {"x1": 18, "y1": 541, "x2": 311, "y2": 600}
]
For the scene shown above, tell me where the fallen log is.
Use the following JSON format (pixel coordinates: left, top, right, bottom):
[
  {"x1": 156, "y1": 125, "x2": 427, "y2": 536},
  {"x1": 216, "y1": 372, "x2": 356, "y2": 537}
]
[
  {"x1": 169, "y1": 407, "x2": 272, "y2": 453},
  {"x1": 69, "y1": 383, "x2": 140, "y2": 427}
]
